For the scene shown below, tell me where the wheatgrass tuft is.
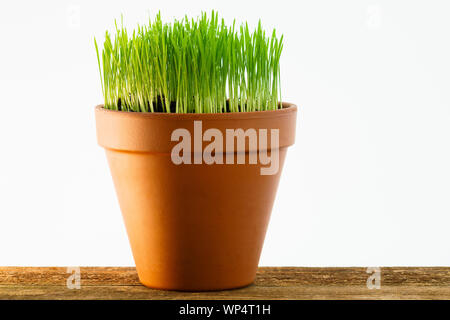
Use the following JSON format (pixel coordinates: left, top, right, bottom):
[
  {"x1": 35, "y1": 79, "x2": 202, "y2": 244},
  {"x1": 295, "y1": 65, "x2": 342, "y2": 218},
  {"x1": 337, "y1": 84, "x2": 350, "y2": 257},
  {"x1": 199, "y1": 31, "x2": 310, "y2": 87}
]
[{"x1": 95, "y1": 11, "x2": 283, "y2": 113}]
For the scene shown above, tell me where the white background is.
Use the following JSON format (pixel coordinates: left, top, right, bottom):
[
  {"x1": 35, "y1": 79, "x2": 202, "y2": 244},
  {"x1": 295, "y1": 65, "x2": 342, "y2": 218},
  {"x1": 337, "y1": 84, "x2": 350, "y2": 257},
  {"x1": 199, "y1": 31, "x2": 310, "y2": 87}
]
[{"x1": 0, "y1": 0, "x2": 449, "y2": 267}]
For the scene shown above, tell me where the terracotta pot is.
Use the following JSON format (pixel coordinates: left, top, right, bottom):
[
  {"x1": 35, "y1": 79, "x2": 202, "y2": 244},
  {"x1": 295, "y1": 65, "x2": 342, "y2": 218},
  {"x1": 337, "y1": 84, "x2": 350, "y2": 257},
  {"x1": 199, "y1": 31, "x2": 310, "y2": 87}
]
[{"x1": 95, "y1": 103, "x2": 297, "y2": 291}]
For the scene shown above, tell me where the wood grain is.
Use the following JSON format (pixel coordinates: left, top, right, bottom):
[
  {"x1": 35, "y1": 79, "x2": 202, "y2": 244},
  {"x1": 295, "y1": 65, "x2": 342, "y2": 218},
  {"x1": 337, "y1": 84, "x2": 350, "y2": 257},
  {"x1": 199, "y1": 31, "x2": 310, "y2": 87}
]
[{"x1": 0, "y1": 267, "x2": 449, "y2": 300}]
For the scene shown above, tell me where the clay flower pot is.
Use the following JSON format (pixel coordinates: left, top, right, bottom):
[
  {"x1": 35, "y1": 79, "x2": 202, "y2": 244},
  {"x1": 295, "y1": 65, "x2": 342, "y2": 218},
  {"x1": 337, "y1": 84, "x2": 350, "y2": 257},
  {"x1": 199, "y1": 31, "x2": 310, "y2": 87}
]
[{"x1": 95, "y1": 103, "x2": 297, "y2": 291}]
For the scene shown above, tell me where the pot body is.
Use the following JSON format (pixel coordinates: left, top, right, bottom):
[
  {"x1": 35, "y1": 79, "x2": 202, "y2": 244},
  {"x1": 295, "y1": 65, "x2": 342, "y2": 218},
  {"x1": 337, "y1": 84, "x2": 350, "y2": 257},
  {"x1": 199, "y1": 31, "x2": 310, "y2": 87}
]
[{"x1": 95, "y1": 104, "x2": 297, "y2": 291}]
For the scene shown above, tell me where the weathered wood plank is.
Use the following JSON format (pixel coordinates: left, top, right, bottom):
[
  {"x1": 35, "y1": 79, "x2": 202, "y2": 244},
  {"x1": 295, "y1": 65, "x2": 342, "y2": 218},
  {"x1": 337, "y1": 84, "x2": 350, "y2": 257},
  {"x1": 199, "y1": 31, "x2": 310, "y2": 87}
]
[{"x1": 0, "y1": 267, "x2": 449, "y2": 300}]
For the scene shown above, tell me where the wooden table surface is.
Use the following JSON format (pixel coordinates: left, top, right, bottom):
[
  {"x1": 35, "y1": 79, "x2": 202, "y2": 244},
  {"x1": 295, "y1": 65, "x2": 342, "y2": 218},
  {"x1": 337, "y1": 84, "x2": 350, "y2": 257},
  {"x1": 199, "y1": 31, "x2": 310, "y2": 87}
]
[{"x1": 0, "y1": 267, "x2": 449, "y2": 300}]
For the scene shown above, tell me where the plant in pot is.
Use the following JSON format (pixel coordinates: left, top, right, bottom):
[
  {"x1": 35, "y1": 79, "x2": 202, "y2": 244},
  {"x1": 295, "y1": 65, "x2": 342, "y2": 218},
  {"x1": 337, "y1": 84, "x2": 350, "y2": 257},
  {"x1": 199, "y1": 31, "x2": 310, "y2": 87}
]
[{"x1": 94, "y1": 11, "x2": 297, "y2": 291}]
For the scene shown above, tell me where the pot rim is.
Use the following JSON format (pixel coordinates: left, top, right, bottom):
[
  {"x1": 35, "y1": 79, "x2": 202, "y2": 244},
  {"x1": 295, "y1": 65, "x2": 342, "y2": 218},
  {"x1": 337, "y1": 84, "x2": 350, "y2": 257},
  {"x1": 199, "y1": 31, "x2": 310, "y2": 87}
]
[{"x1": 95, "y1": 102, "x2": 297, "y2": 120}]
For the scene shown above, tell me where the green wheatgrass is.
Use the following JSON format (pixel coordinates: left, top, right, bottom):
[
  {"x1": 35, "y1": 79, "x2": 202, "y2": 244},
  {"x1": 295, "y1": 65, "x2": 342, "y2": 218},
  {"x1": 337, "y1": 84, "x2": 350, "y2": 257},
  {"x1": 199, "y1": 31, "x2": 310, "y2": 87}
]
[{"x1": 95, "y1": 11, "x2": 283, "y2": 113}]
